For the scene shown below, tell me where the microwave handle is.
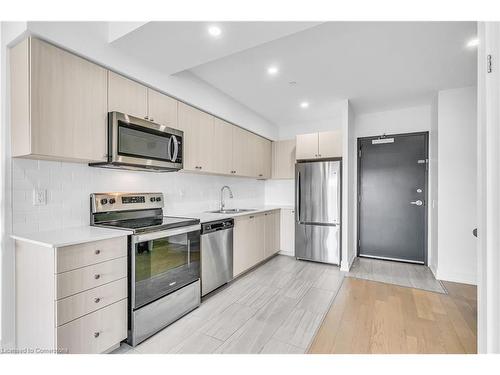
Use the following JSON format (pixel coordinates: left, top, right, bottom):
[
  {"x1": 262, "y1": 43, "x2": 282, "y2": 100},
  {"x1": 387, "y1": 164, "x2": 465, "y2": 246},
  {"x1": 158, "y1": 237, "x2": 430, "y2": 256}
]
[{"x1": 169, "y1": 135, "x2": 179, "y2": 162}]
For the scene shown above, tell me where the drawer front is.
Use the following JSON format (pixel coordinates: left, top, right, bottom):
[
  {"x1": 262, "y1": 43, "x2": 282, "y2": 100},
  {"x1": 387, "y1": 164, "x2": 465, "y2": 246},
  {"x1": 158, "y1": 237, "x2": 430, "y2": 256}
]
[
  {"x1": 56, "y1": 278, "x2": 127, "y2": 326},
  {"x1": 56, "y1": 236, "x2": 127, "y2": 273},
  {"x1": 57, "y1": 257, "x2": 127, "y2": 299},
  {"x1": 57, "y1": 299, "x2": 127, "y2": 354}
]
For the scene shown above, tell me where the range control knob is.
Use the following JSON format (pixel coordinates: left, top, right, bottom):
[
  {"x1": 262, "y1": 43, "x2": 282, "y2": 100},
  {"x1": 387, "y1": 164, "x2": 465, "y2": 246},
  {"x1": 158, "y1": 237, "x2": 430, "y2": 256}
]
[
  {"x1": 156, "y1": 197, "x2": 162, "y2": 202},
  {"x1": 100, "y1": 198, "x2": 108, "y2": 205},
  {"x1": 109, "y1": 198, "x2": 116, "y2": 204},
  {"x1": 150, "y1": 197, "x2": 156, "y2": 202}
]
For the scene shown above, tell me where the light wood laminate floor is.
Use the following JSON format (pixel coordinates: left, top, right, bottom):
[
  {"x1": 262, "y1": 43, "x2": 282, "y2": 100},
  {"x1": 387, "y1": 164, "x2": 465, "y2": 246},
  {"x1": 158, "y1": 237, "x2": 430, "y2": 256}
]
[
  {"x1": 308, "y1": 277, "x2": 477, "y2": 354},
  {"x1": 348, "y1": 257, "x2": 445, "y2": 293},
  {"x1": 115, "y1": 255, "x2": 344, "y2": 354}
]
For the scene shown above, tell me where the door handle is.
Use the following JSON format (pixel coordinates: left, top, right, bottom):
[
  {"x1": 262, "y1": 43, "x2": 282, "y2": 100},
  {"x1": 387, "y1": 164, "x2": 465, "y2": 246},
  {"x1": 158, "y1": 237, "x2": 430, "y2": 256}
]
[
  {"x1": 296, "y1": 171, "x2": 301, "y2": 221},
  {"x1": 473, "y1": 228, "x2": 478, "y2": 238},
  {"x1": 410, "y1": 200, "x2": 423, "y2": 206}
]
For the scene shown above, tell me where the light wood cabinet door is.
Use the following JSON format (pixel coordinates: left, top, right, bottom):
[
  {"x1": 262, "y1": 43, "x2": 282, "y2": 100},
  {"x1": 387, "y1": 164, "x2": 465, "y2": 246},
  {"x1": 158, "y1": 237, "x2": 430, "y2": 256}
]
[
  {"x1": 108, "y1": 71, "x2": 148, "y2": 120},
  {"x1": 318, "y1": 130, "x2": 342, "y2": 158},
  {"x1": 272, "y1": 139, "x2": 296, "y2": 179},
  {"x1": 257, "y1": 137, "x2": 272, "y2": 179},
  {"x1": 265, "y1": 210, "x2": 280, "y2": 258},
  {"x1": 213, "y1": 118, "x2": 234, "y2": 175},
  {"x1": 280, "y1": 208, "x2": 295, "y2": 255},
  {"x1": 232, "y1": 127, "x2": 253, "y2": 177},
  {"x1": 254, "y1": 213, "x2": 266, "y2": 263},
  {"x1": 56, "y1": 257, "x2": 127, "y2": 299},
  {"x1": 57, "y1": 299, "x2": 127, "y2": 354},
  {"x1": 12, "y1": 38, "x2": 108, "y2": 162},
  {"x1": 147, "y1": 88, "x2": 178, "y2": 128},
  {"x1": 296, "y1": 132, "x2": 319, "y2": 160},
  {"x1": 178, "y1": 102, "x2": 215, "y2": 172},
  {"x1": 233, "y1": 215, "x2": 255, "y2": 277}
]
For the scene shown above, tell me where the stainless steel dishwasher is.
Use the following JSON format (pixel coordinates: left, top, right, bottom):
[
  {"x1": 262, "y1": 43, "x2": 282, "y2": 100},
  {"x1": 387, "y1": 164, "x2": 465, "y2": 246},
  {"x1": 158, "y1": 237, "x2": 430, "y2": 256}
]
[{"x1": 201, "y1": 218, "x2": 234, "y2": 296}]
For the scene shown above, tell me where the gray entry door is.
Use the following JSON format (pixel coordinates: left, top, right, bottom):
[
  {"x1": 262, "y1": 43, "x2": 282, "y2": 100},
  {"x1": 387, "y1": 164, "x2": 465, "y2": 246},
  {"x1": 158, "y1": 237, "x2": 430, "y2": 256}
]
[{"x1": 358, "y1": 133, "x2": 428, "y2": 263}]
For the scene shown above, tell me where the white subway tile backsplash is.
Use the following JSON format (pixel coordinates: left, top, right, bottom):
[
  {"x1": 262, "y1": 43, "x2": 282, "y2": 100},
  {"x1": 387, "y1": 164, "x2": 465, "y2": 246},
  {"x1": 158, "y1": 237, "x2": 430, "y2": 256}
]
[{"x1": 11, "y1": 159, "x2": 265, "y2": 234}]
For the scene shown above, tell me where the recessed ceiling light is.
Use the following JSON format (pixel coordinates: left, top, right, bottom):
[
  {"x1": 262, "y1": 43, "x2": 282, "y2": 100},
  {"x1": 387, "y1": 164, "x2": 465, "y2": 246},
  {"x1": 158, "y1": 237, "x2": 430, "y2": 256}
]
[
  {"x1": 300, "y1": 101, "x2": 309, "y2": 109},
  {"x1": 267, "y1": 66, "x2": 279, "y2": 76},
  {"x1": 467, "y1": 38, "x2": 479, "y2": 48},
  {"x1": 208, "y1": 26, "x2": 222, "y2": 37}
]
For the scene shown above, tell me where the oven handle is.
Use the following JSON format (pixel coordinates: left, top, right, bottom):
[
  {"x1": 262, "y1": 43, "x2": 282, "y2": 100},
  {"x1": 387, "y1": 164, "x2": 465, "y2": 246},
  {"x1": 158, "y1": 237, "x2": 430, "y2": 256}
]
[{"x1": 133, "y1": 224, "x2": 200, "y2": 243}]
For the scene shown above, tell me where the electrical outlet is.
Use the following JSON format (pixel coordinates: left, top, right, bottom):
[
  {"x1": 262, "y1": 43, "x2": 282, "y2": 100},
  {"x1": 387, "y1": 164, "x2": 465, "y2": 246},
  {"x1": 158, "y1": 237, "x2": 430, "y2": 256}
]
[{"x1": 33, "y1": 188, "x2": 47, "y2": 206}]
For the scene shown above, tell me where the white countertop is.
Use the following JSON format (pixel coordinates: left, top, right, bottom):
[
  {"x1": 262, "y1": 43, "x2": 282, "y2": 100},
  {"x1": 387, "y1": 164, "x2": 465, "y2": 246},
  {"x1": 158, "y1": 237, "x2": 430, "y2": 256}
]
[
  {"x1": 11, "y1": 226, "x2": 133, "y2": 248},
  {"x1": 176, "y1": 205, "x2": 294, "y2": 223},
  {"x1": 11, "y1": 206, "x2": 294, "y2": 247}
]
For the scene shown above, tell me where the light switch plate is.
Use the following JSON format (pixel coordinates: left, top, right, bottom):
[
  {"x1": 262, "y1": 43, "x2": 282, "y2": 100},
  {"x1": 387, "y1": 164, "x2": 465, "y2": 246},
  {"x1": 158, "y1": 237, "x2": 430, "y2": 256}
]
[{"x1": 33, "y1": 188, "x2": 47, "y2": 206}]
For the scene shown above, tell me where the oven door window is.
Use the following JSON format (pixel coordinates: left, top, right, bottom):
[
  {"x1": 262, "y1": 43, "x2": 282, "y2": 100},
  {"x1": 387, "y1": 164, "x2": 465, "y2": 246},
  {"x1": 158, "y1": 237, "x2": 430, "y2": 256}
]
[
  {"x1": 134, "y1": 231, "x2": 200, "y2": 309},
  {"x1": 118, "y1": 121, "x2": 172, "y2": 162}
]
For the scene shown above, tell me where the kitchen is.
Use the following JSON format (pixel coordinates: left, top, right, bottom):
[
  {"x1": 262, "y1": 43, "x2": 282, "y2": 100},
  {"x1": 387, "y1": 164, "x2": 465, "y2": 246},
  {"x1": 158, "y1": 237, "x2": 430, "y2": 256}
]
[{"x1": 0, "y1": 16, "x2": 489, "y2": 360}]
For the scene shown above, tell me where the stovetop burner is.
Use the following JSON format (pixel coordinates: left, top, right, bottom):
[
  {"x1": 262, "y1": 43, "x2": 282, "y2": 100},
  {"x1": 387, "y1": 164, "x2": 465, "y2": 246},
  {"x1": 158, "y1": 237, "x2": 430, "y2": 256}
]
[
  {"x1": 100, "y1": 216, "x2": 199, "y2": 234},
  {"x1": 90, "y1": 192, "x2": 199, "y2": 234}
]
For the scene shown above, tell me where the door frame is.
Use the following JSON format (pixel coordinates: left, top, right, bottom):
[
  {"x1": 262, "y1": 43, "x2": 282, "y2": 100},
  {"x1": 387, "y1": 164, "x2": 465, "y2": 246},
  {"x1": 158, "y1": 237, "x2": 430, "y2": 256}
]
[{"x1": 356, "y1": 131, "x2": 430, "y2": 265}]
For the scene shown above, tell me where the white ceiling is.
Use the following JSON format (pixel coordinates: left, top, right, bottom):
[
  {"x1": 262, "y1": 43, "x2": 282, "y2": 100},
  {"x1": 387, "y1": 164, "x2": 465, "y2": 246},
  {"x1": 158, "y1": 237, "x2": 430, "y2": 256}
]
[
  {"x1": 110, "y1": 21, "x2": 321, "y2": 75},
  {"x1": 187, "y1": 22, "x2": 477, "y2": 125}
]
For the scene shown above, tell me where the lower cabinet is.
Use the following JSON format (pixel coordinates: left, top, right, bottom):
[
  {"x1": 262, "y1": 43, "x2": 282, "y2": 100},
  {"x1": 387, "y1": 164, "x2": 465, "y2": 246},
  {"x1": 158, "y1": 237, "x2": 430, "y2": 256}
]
[
  {"x1": 57, "y1": 299, "x2": 127, "y2": 354},
  {"x1": 279, "y1": 208, "x2": 295, "y2": 256},
  {"x1": 233, "y1": 210, "x2": 280, "y2": 277},
  {"x1": 15, "y1": 236, "x2": 128, "y2": 354},
  {"x1": 264, "y1": 211, "x2": 280, "y2": 258}
]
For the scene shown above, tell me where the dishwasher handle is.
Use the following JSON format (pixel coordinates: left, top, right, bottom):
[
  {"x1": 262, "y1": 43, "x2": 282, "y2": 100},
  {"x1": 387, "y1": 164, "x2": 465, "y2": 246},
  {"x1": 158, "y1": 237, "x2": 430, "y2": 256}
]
[{"x1": 201, "y1": 219, "x2": 234, "y2": 234}]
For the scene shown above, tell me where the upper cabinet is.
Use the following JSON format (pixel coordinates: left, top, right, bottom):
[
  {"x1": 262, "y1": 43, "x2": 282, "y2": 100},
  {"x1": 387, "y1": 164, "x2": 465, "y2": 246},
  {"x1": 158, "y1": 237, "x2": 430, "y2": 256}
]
[
  {"x1": 255, "y1": 137, "x2": 272, "y2": 179},
  {"x1": 11, "y1": 38, "x2": 108, "y2": 162},
  {"x1": 318, "y1": 130, "x2": 342, "y2": 158},
  {"x1": 295, "y1": 130, "x2": 342, "y2": 160},
  {"x1": 10, "y1": 37, "x2": 272, "y2": 179},
  {"x1": 177, "y1": 102, "x2": 214, "y2": 172},
  {"x1": 272, "y1": 139, "x2": 296, "y2": 179},
  {"x1": 108, "y1": 71, "x2": 148, "y2": 119},
  {"x1": 213, "y1": 118, "x2": 234, "y2": 175},
  {"x1": 147, "y1": 89, "x2": 178, "y2": 128},
  {"x1": 108, "y1": 72, "x2": 178, "y2": 128}
]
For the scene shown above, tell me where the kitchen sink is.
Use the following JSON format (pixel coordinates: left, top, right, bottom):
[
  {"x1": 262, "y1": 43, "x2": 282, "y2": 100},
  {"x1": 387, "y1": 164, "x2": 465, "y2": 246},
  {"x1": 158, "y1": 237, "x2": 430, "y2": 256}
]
[{"x1": 207, "y1": 208, "x2": 256, "y2": 214}]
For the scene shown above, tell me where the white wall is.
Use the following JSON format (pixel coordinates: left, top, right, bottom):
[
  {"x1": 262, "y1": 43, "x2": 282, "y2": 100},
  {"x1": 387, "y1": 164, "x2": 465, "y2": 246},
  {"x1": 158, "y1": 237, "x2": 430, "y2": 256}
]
[
  {"x1": 264, "y1": 180, "x2": 294, "y2": 206},
  {"x1": 437, "y1": 87, "x2": 477, "y2": 285},
  {"x1": 429, "y1": 95, "x2": 439, "y2": 275},
  {"x1": 12, "y1": 159, "x2": 265, "y2": 235},
  {"x1": 277, "y1": 116, "x2": 343, "y2": 140},
  {"x1": 352, "y1": 104, "x2": 436, "y2": 272}
]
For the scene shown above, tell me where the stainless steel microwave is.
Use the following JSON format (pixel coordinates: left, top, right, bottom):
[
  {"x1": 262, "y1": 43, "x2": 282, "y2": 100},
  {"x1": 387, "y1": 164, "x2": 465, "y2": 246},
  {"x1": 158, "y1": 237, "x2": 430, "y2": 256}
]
[{"x1": 89, "y1": 112, "x2": 183, "y2": 172}]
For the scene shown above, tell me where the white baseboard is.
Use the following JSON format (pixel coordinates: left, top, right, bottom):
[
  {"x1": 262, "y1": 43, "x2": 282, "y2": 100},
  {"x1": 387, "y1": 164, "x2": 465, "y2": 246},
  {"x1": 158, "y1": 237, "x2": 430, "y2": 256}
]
[
  {"x1": 436, "y1": 269, "x2": 477, "y2": 285},
  {"x1": 428, "y1": 263, "x2": 438, "y2": 278},
  {"x1": 278, "y1": 250, "x2": 294, "y2": 257}
]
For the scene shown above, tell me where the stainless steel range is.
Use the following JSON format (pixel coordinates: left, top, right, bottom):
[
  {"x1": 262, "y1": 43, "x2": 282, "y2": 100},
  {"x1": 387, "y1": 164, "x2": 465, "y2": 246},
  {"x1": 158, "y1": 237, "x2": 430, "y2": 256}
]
[{"x1": 90, "y1": 192, "x2": 201, "y2": 346}]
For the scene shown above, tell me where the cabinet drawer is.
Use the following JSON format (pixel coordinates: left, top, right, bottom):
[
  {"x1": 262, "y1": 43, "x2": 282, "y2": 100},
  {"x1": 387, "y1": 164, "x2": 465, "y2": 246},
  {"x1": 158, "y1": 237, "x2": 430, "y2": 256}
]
[
  {"x1": 57, "y1": 257, "x2": 127, "y2": 299},
  {"x1": 56, "y1": 278, "x2": 127, "y2": 326},
  {"x1": 57, "y1": 299, "x2": 127, "y2": 354},
  {"x1": 56, "y1": 236, "x2": 127, "y2": 273}
]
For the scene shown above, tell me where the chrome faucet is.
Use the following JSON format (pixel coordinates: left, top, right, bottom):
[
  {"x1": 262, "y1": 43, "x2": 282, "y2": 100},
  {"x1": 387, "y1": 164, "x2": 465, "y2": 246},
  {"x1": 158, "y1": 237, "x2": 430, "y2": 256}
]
[{"x1": 220, "y1": 186, "x2": 234, "y2": 211}]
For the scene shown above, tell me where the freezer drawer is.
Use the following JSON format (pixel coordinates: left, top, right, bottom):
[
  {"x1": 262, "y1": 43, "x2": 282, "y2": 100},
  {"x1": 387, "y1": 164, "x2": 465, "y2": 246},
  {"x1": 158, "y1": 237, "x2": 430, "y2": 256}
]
[{"x1": 295, "y1": 223, "x2": 340, "y2": 265}]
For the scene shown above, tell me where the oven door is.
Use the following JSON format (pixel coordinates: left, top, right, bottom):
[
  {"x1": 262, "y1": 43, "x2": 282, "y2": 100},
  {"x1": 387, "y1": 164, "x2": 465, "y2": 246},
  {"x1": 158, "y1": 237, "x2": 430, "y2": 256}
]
[
  {"x1": 109, "y1": 111, "x2": 183, "y2": 170},
  {"x1": 131, "y1": 224, "x2": 200, "y2": 309}
]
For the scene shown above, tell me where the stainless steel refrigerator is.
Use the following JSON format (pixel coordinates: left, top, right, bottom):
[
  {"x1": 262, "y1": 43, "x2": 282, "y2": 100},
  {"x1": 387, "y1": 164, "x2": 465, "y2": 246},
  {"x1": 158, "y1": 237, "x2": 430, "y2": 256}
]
[{"x1": 295, "y1": 160, "x2": 341, "y2": 265}]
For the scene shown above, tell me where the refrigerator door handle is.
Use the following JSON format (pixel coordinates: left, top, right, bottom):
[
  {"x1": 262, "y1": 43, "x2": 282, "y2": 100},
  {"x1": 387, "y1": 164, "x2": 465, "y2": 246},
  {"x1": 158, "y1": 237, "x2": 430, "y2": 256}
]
[{"x1": 296, "y1": 171, "x2": 301, "y2": 222}]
